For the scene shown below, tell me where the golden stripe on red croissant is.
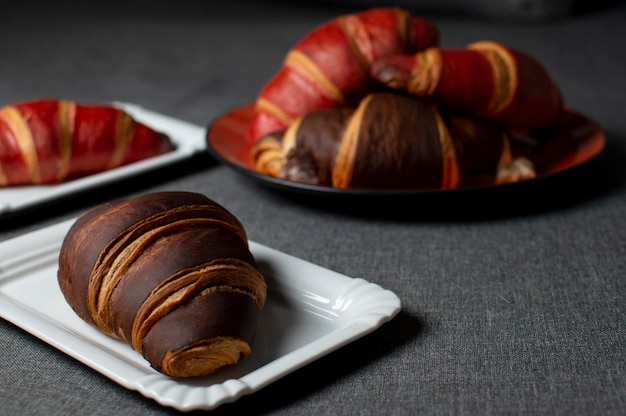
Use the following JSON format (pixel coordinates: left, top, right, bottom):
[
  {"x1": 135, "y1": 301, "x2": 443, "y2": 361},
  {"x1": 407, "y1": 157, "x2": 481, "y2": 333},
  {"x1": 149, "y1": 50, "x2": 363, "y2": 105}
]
[
  {"x1": 0, "y1": 99, "x2": 174, "y2": 186},
  {"x1": 248, "y1": 7, "x2": 439, "y2": 145},
  {"x1": 251, "y1": 93, "x2": 536, "y2": 190},
  {"x1": 371, "y1": 41, "x2": 563, "y2": 128}
]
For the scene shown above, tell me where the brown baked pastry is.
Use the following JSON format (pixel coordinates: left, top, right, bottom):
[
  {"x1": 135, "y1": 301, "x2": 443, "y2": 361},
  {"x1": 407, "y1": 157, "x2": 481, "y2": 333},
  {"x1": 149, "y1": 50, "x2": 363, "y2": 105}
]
[
  {"x1": 251, "y1": 92, "x2": 535, "y2": 190},
  {"x1": 57, "y1": 191, "x2": 266, "y2": 378}
]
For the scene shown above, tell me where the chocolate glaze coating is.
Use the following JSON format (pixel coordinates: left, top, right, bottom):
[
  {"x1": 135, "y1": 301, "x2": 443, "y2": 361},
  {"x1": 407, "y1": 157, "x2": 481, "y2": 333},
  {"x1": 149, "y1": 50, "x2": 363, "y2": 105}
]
[
  {"x1": 349, "y1": 93, "x2": 443, "y2": 189},
  {"x1": 282, "y1": 108, "x2": 353, "y2": 185},
  {"x1": 57, "y1": 191, "x2": 266, "y2": 377},
  {"x1": 57, "y1": 201, "x2": 118, "y2": 325},
  {"x1": 108, "y1": 226, "x2": 257, "y2": 343},
  {"x1": 58, "y1": 192, "x2": 227, "y2": 322},
  {"x1": 143, "y1": 291, "x2": 259, "y2": 373},
  {"x1": 445, "y1": 114, "x2": 505, "y2": 179}
]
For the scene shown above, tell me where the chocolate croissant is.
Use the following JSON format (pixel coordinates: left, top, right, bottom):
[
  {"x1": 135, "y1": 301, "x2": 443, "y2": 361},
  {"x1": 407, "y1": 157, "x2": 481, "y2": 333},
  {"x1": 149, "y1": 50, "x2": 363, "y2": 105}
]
[
  {"x1": 57, "y1": 191, "x2": 267, "y2": 378},
  {"x1": 251, "y1": 92, "x2": 535, "y2": 190}
]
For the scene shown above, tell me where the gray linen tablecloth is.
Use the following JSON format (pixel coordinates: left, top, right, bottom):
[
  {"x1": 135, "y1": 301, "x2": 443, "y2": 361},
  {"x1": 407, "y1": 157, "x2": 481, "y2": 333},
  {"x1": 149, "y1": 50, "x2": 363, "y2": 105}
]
[{"x1": 1, "y1": 1, "x2": 624, "y2": 415}]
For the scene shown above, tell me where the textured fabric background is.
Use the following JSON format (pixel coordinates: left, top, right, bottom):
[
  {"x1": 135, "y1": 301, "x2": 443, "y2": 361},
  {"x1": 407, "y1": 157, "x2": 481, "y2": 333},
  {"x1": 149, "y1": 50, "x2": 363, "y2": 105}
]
[{"x1": 1, "y1": 1, "x2": 625, "y2": 415}]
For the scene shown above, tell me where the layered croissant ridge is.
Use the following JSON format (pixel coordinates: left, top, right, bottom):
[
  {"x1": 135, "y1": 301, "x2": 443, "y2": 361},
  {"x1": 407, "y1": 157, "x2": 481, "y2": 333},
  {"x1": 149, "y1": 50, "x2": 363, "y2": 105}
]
[{"x1": 58, "y1": 192, "x2": 266, "y2": 377}]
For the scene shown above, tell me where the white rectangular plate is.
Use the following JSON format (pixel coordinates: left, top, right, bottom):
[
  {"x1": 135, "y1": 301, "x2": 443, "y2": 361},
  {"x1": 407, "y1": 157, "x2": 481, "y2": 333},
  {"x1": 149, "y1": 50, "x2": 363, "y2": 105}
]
[
  {"x1": 0, "y1": 219, "x2": 401, "y2": 411},
  {"x1": 0, "y1": 103, "x2": 207, "y2": 216}
]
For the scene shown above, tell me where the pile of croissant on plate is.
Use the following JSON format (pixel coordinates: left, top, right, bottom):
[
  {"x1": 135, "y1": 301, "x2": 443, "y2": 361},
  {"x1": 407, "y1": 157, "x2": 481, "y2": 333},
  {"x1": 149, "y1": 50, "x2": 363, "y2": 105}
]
[{"x1": 248, "y1": 7, "x2": 566, "y2": 191}]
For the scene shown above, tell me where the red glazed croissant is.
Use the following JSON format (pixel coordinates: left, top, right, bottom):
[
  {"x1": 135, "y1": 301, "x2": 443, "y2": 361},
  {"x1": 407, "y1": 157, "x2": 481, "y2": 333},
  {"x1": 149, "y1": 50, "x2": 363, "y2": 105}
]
[
  {"x1": 248, "y1": 7, "x2": 439, "y2": 144},
  {"x1": 251, "y1": 93, "x2": 535, "y2": 190},
  {"x1": 57, "y1": 191, "x2": 267, "y2": 378},
  {"x1": 371, "y1": 41, "x2": 563, "y2": 128},
  {"x1": 0, "y1": 99, "x2": 175, "y2": 186}
]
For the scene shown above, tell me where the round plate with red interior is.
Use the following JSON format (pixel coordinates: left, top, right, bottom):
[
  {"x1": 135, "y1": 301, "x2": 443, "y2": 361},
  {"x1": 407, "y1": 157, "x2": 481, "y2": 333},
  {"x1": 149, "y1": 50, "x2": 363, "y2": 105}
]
[{"x1": 206, "y1": 103, "x2": 606, "y2": 197}]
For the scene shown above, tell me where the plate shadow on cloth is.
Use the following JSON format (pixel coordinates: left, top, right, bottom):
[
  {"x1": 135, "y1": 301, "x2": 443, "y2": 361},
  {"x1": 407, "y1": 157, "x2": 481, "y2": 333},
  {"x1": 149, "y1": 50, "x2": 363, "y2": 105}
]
[{"x1": 202, "y1": 310, "x2": 424, "y2": 416}]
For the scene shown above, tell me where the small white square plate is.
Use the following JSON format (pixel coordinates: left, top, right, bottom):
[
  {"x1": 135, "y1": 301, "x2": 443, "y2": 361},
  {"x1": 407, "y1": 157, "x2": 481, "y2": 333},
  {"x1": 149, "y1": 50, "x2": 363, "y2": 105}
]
[
  {"x1": 0, "y1": 219, "x2": 401, "y2": 411},
  {"x1": 0, "y1": 103, "x2": 207, "y2": 216}
]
